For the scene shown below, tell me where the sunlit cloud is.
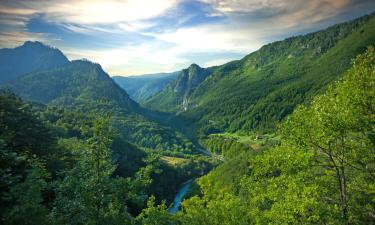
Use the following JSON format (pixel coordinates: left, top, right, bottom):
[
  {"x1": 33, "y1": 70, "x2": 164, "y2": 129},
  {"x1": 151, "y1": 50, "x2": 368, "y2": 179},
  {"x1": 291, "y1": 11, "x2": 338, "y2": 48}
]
[{"x1": 0, "y1": 0, "x2": 374, "y2": 75}]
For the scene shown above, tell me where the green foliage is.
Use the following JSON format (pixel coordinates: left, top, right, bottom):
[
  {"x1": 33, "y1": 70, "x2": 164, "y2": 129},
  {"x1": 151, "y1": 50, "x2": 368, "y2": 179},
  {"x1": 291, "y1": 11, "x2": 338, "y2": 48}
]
[
  {"x1": 0, "y1": 91, "x2": 55, "y2": 157},
  {"x1": 2, "y1": 158, "x2": 52, "y2": 225},
  {"x1": 0, "y1": 91, "x2": 215, "y2": 223},
  {"x1": 278, "y1": 46, "x2": 375, "y2": 223},
  {"x1": 3, "y1": 60, "x2": 135, "y2": 108},
  {"x1": 2, "y1": 58, "x2": 197, "y2": 154},
  {"x1": 136, "y1": 196, "x2": 176, "y2": 225},
  {"x1": 116, "y1": 114, "x2": 196, "y2": 154},
  {"x1": 0, "y1": 92, "x2": 56, "y2": 224},
  {"x1": 200, "y1": 135, "x2": 252, "y2": 158},
  {"x1": 1, "y1": 13, "x2": 374, "y2": 225},
  {"x1": 176, "y1": 47, "x2": 375, "y2": 224},
  {"x1": 131, "y1": 153, "x2": 215, "y2": 211},
  {"x1": 146, "y1": 12, "x2": 375, "y2": 136},
  {"x1": 144, "y1": 64, "x2": 211, "y2": 112},
  {"x1": 53, "y1": 116, "x2": 133, "y2": 225},
  {"x1": 179, "y1": 193, "x2": 251, "y2": 225}
]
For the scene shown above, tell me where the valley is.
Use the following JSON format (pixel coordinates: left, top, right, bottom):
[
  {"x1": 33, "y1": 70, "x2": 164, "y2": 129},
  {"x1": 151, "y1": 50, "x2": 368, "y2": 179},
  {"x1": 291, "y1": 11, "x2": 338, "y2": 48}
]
[{"x1": 0, "y1": 8, "x2": 374, "y2": 225}]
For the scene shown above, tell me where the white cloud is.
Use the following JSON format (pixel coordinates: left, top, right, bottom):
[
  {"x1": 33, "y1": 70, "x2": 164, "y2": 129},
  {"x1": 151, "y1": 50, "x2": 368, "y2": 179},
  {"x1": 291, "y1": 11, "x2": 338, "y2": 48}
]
[
  {"x1": 202, "y1": 0, "x2": 350, "y2": 13},
  {"x1": 151, "y1": 24, "x2": 265, "y2": 53},
  {"x1": 0, "y1": 0, "x2": 373, "y2": 75},
  {"x1": 201, "y1": 0, "x2": 355, "y2": 28},
  {"x1": 202, "y1": 0, "x2": 287, "y2": 13},
  {"x1": 0, "y1": 0, "x2": 179, "y2": 35},
  {"x1": 61, "y1": 43, "x2": 189, "y2": 76},
  {"x1": 0, "y1": 31, "x2": 52, "y2": 48},
  {"x1": 27, "y1": 0, "x2": 178, "y2": 24}
]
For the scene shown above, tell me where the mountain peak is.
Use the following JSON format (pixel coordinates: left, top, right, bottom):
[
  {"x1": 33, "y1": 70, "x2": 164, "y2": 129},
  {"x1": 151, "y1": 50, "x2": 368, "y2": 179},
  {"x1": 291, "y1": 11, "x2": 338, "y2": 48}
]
[
  {"x1": 23, "y1": 41, "x2": 44, "y2": 46},
  {"x1": 188, "y1": 63, "x2": 201, "y2": 69},
  {"x1": 21, "y1": 41, "x2": 52, "y2": 50},
  {"x1": 0, "y1": 41, "x2": 69, "y2": 84}
]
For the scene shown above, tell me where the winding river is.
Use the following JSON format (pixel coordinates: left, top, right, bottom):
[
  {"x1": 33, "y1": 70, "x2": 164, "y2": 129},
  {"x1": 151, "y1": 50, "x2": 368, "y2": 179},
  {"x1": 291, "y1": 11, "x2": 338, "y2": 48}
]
[
  {"x1": 168, "y1": 179, "x2": 194, "y2": 214},
  {"x1": 168, "y1": 149, "x2": 220, "y2": 214}
]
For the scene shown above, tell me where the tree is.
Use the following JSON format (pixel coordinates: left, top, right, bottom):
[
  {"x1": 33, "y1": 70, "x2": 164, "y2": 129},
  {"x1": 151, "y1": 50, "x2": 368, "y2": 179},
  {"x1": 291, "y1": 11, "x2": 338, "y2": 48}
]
[
  {"x1": 135, "y1": 196, "x2": 175, "y2": 225},
  {"x1": 2, "y1": 157, "x2": 52, "y2": 225},
  {"x1": 52, "y1": 116, "x2": 133, "y2": 225},
  {"x1": 177, "y1": 47, "x2": 375, "y2": 225},
  {"x1": 0, "y1": 92, "x2": 55, "y2": 224},
  {"x1": 282, "y1": 46, "x2": 375, "y2": 224}
]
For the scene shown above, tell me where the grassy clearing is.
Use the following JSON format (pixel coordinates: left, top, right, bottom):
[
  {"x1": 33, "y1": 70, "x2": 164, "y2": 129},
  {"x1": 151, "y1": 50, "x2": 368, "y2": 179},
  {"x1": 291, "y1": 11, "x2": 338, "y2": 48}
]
[
  {"x1": 210, "y1": 132, "x2": 281, "y2": 150},
  {"x1": 161, "y1": 156, "x2": 190, "y2": 166}
]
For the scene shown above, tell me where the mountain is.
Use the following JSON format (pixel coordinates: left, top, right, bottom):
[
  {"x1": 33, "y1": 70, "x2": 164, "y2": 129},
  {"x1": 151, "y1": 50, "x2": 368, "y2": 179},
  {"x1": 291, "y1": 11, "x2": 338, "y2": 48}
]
[
  {"x1": 145, "y1": 12, "x2": 375, "y2": 135},
  {"x1": 0, "y1": 41, "x2": 69, "y2": 84},
  {"x1": 0, "y1": 44, "x2": 197, "y2": 154},
  {"x1": 4, "y1": 59, "x2": 137, "y2": 109},
  {"x1": 143, "y1": 64, "x2": 213, "y2": 112},
  {"x1": 113, "y1": 72, "x2": 179, "y2": 102}
]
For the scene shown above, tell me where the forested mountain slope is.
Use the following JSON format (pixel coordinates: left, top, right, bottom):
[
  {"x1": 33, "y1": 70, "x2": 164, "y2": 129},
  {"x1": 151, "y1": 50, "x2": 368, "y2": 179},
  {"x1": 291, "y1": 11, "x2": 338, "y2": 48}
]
[
  {"x1": 171, "y1": 47, "x2": 375, "y2": 225},
  {"x1": 146, "y1": 12, "x2": 375, "y2": 135},
  {"x1": 0, "y1": 41, "x2": 69, "y2": 84},
  {"x1": 4, "y1": 59, "x2": 137, "y2": 109},
  {"x1": 144, "y1": 64, "x2": 213, "y2": 112},
  {"x1": 0, "y1": 45, "x2": 196, "y2": 153},
  {"x1": 0, "y1": 90, "x2": 216, "y2": 223},
  {"x1": 113, "y1": 72, "x2": 179, "y2": 102}
]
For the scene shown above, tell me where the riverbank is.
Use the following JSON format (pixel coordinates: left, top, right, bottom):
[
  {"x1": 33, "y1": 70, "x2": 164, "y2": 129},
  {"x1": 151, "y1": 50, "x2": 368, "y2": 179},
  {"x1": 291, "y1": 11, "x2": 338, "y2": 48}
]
[{"x1": 168, "y1": 179, "x2": 194, "y2": 214}]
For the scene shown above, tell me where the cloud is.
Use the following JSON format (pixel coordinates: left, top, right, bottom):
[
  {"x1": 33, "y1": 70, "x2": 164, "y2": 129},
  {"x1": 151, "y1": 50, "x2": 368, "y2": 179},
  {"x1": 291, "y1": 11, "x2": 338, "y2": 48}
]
[
  {"x1": 202, "y1": 0, "x2": 375, "y2": 28},
  {"x1": 0, "y1": 0, "x2": 178, "y2": 24},
  {"x1": 139, "y1": 0, "x2": 226, "y2": 33},
  {"x1": 0, "y1": 31, "x2": 51, "y2": 47},
  {"x1": 203, "y1": 0, "x2": 350, "y2": 14},
  {"x1": 0, "y1": 0, "x2": 374, "y2": 75}
]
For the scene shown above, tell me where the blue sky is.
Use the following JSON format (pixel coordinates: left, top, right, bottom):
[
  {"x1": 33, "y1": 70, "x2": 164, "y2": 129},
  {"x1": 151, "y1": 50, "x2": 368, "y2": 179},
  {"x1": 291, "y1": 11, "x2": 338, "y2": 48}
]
[{"x1": 0, "y1": 0, "x2": 374, "y2": 76}]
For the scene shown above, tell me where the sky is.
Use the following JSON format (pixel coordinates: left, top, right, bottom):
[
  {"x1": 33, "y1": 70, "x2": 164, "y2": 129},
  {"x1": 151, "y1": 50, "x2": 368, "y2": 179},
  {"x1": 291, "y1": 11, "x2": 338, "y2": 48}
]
[{"x1": 0, "y1": 0, "x2": 374, "y2": 76}]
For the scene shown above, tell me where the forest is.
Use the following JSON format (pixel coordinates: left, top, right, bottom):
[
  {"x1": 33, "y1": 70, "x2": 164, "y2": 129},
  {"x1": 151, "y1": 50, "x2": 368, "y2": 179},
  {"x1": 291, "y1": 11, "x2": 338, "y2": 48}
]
[{"x1": 0, "y1": 9, "x2": 374, "y2": 225}]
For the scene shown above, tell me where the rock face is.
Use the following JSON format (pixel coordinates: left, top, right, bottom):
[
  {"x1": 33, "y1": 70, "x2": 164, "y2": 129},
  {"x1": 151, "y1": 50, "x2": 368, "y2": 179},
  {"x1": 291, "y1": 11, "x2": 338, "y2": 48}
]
[
  {"x1": 0, "y1": 41, "x2": 69, "y2": 83},
  {"x1": 179, "y1": 64, "x2": 211, "y2": 111},
  {"x1": 143, "y1": 63, "x2": 211, "y2": 112},
  {"x1": 174, "y1": 64, "x2": 209, "y2": 96}
]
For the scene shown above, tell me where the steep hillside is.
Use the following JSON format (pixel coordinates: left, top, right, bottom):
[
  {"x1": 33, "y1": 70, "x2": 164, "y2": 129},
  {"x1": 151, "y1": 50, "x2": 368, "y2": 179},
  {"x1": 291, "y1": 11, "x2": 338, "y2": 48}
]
[
  {"x1": 144, "y1": 64, "x2": 213, "y2": 112},
  {"x1": 113, "y1": 71, "x2": 178, "y2": 102},
  {"x1": 146, "y1": 12, "x2": 375, "y2": 135},
  {"x1": 0, "y1": 41, "x2": 69, "y2": 83},
  {"x1": 5, "y1": 59, "x2": 137, "y2": 109},
  {"x1": 0, "y1": 44, "x2": 197, "y2": 153},
  {"x1": 176, "y1": 48, "x2": 375, "y2": 224}
]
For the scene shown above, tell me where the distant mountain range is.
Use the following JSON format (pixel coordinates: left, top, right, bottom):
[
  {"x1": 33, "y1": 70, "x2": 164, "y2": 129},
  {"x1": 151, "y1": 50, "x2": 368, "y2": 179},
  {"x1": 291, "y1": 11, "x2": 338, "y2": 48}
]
[{"x1": 113, "y1": 71, "x2": 179, "y2": 102}]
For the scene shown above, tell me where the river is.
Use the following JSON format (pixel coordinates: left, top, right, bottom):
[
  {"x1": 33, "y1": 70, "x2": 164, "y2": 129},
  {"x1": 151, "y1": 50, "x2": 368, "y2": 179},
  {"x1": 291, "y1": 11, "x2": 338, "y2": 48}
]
[
  {"x1": 168, "y1": 179, "x2": 194, "y2": 214},
  {"x1": 168, "y1": 149, "x2": 221, "y2": 214}
]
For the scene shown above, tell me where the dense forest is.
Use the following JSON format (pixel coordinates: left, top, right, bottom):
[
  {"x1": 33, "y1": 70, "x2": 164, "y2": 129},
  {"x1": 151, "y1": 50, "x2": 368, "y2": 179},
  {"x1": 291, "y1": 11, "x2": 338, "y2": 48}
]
[{"x1": 0, "y1": 11, "x2": 374, "y2": 225}]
